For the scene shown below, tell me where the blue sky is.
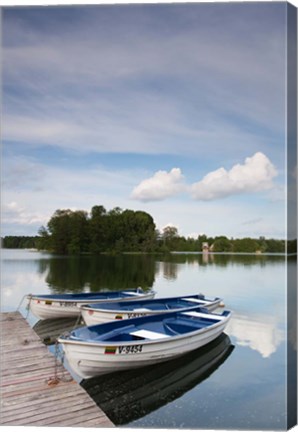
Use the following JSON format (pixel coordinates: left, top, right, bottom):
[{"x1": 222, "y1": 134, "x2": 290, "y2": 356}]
[{"x1": 2, "y1": 2, "x2": 291, "y2": 238}]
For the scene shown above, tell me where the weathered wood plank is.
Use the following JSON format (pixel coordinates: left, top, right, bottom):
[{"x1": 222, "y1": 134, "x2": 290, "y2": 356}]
[
  {"x1": 2, "y1": 383, "x2": 81, "y2": 405},
  {"x1": 2, "y1": 406, "x2": 106, "y2": 426},
  {"x1": 2, "y1": 392, "x2": 86, "y2": 413},
  {"x1": 0, "y1": 311, "x2": 114, "y2": 427},
  {"x1": 56, "y1": 415, "x2": 111, "y2": 427},
  {"x1": 24, "y1": 406, "x2": 108, "y2": 426},
  {"x1": 1, "y1": 379, "x2": 74, "y2": 398},
  {"x1": 2, "y1": 344, "x2": 49, "y2": 357},
  {"x1": 1, "y1": 359, "x2": 59, "y2": 376},
  {"x1": 1, "y1": 399, "x2": 99, "y2": 423}
]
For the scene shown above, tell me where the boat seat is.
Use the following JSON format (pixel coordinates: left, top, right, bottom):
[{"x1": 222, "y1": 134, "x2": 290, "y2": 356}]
[
  {"x1": 132, "y1": 308, "x2": 151, "y2": 312},
  {"x1": 182, "y1": 311, "x2": 225, "y2": 320},
  {"x1": 123, "y1": 291, "x2": 144, "y2": 296},
  {"x1": 181, "y1": 297, "x2": 209, "y2": 304},
  {"x1": 129, "y1": 329, "x2": 170, "y2": 340}
]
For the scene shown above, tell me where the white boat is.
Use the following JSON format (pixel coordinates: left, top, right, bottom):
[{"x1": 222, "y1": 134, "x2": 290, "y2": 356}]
[
  {"x1": 27, "y1": 288, "x2": 155, "y2": 320},
  {"x1": 58, "y1": 306, "x2": 232, "y2": 379},
  {"x1": 80, "y1": 294, "x2": 222, "y2": 326}
]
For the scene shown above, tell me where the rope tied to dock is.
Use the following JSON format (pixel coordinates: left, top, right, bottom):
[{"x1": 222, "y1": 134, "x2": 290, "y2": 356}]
[
  {"x1": 46, "y1": 341, "x2": 73, "y2": 386},
  {"x1": 17, "y1": 293, "x2": 32, "y2": 319}
]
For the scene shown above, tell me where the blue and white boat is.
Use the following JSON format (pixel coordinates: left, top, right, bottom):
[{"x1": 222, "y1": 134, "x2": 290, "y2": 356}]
[
  {"x1": 27, "y1": 288, "x2": 155, "y2": 320},
  {"x1": 80, "y1": 294, "x2": 222, "y2": 326},
  {"x1": 58, "y1": 306, "x2": 232, "y2": 379}
]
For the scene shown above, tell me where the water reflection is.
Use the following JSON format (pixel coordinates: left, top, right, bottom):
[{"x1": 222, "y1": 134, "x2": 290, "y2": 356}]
[
  {"x1": 158, "y1": 260, "x2": 179, "y2": 280},
  {"x1": 81, "y1": 333, "x2": 234, "y2": 426},
  {"x1": 161, "y1": 252, "x2": 284, "y2": 266},
  {"x1": 2, "y1": 251, "x2": 285, "y2": 295},
  {"x1": 33, "y1": 317, "x2": 83, "y2": 345},
  {"x1": 227, "y1": 313, "x2": 284, "y2": 358},
  {"x1": 37, "y1": 254, "x2": 156, "y2": 292},
  {"x1": 155, "y1": 253, "x2": 285, "y2": 281}
]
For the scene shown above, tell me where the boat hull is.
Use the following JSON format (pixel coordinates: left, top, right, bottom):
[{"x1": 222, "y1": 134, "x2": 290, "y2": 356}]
[
  {"x1": 59, "y1": 312, "x2": 231, "y2": 379},
  {"x1": 28, "y1": 290, "x2": 155, "y2": 320},
  {"x1": 81, "y1": 297, "x2": 221, "y2": 326}
]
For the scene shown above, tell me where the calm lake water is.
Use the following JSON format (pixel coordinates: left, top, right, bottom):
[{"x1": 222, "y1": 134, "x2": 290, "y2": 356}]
[{"x1": 1, "y1": 249, "x2": 296, "y2": 430}]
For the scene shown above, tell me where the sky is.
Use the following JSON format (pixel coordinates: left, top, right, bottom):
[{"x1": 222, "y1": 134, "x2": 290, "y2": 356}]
[{"x1": 1, "y1": 2, "x2": 293, "y2": 239}]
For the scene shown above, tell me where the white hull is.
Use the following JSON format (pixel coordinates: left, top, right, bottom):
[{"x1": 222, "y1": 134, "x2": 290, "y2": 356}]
[
  {"x1": 59, "y1": 316, "x2": 230, "y2": 379},
  {"x1": 28, "y1": 291, "x2": 155, "y2": 320},
  {"x1": 81, "y1": 301, "x2": 220, "y2": 326}
]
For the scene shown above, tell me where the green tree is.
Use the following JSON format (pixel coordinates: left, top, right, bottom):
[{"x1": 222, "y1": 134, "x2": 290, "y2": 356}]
[
  {"x1": 134, "y1": 211, "x2": 156, "y2": 252},
  {"x1": 47, "y1": 209, "x2": 89, "y2": 254},
  {"x1": 212, "y1": 236, "x2": 233, "y2": 252},
  {"x1": 265, "y1": 238, "x2": 285, "y2": 253},
  {"x1": 37, "y1": 226, "x2": 51, "y2": 250},
  {"x1": 162, "y1": 226, "x2": 179, "y2": 250},
  {"x1": 89, "y1": 205, "x2": 107, "y2": 253},
  {"x1": 67, "y1": 210, "x2": 89, "y2": 254},
  {"x1": 233, "y1": 238, "x2": 259, "y2": 253}
]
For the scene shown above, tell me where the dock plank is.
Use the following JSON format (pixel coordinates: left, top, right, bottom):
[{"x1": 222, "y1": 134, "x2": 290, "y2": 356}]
[{"x1": 0, "y1": 311, "x2": 114, "y2": 427}]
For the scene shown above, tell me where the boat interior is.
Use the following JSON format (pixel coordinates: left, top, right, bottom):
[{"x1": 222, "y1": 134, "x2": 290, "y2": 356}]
[
  {"x1": 85, "y1": 297, "x2": 216, "y2": 312},
  {"x1": 70, "y1": 311, "x2": 229, "y2": 343},
  {"x1": 34, "y1": 290, "x2": 143, "y2": 301}
]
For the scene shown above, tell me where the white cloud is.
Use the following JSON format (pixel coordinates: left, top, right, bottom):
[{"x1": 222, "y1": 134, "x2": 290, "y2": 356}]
[
  {"x1": 2, "y1": 202, "x2": 48, "y2": 227},
  {"x1": 131, "y1": 168, "x2": 185, "y2": 202},
  {"x1": 131, "y1": 153, "x2": 278, "y2": 204},
  {"x1": 3, "y1": 114, "x2": 84, "y2": 148},
  {"x1": 191, "y1": 152, "x2": 278, "y2": 201}
]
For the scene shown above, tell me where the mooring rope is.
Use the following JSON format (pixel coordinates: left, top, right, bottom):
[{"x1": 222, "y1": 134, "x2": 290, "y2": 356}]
[
  {"x1": 72, "y1": 311, "x2": 84, "y2": 331},
  {"x1": 46, "y1": 340, "x2": 73, "y2": 385},
  {"x1": 16, "y1": 293, "x2": 32, "y2": 318},
  {"x1": 16, "y1": 294, "x2": 28, "y2": 311}
]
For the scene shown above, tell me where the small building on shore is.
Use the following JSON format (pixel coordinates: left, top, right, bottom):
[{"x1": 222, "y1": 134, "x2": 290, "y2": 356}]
[
  {"x1": 202, "y1": 242, "x2": 209, "y2": 252},
  {"x1": 202, "y1": 242, "x2": 214, "y2": 253}
]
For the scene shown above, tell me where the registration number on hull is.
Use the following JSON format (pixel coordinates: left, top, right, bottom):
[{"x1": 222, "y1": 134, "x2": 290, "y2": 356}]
[
  {"x1": 119, "y1": 345, "x2": 143, "y2": 354},
  {"x1": 59, "y1": 302, "x2": 77, "y2": 307},
  {"x1": 127, "y1": 312, "x2": 147, "y2": 318},
  {"x1": 104, "y1": 345, "x2": 143, "y2": 355}
]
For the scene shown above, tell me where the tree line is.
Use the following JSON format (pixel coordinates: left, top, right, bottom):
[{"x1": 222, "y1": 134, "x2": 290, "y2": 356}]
[
  {"x1": 1, "y1": 205, "x2": 296, "y2": 254},
  {"x1": 1, "y1": 236, "x2": 40, "y2": 249}
]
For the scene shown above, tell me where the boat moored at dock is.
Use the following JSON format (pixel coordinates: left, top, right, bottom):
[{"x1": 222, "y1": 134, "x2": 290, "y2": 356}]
[
  {"x1": 27, "y1": 288, "x2": 155, "y2": 320},
  {"x1": 58, "y1": 306, "x2": 232, "y2": 379},
  {"x1": 80, "y1": 294, "x2": 222, "y2": 326}
]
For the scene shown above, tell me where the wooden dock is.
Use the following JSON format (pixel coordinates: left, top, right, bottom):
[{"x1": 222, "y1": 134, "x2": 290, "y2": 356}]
[{"x1": 0, "y1": 311, "x2": 114, "y2": 427}]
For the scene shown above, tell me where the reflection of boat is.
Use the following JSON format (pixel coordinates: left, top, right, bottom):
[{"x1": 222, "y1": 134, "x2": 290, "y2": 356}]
[
  {"x1": 80, "y1": 294, "x2": 222, "y2": 326},
  {"x1": 82, "y1": 333, "x2": 234, "y2": 425},
  {"x1": 58, "y1": 307, "x2": 231, "y2": 379},
  {"x1": 33, "y1": 318, "x2": 83, "y2": 345},
  {"x1": 27, "y1": 288, "x2": 155, "y2": 320}
]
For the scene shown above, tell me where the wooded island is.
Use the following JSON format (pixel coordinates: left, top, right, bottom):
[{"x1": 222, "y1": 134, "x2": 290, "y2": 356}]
[{"x1": 2, "y1": 205, "x2": 295, "y2": 254}]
